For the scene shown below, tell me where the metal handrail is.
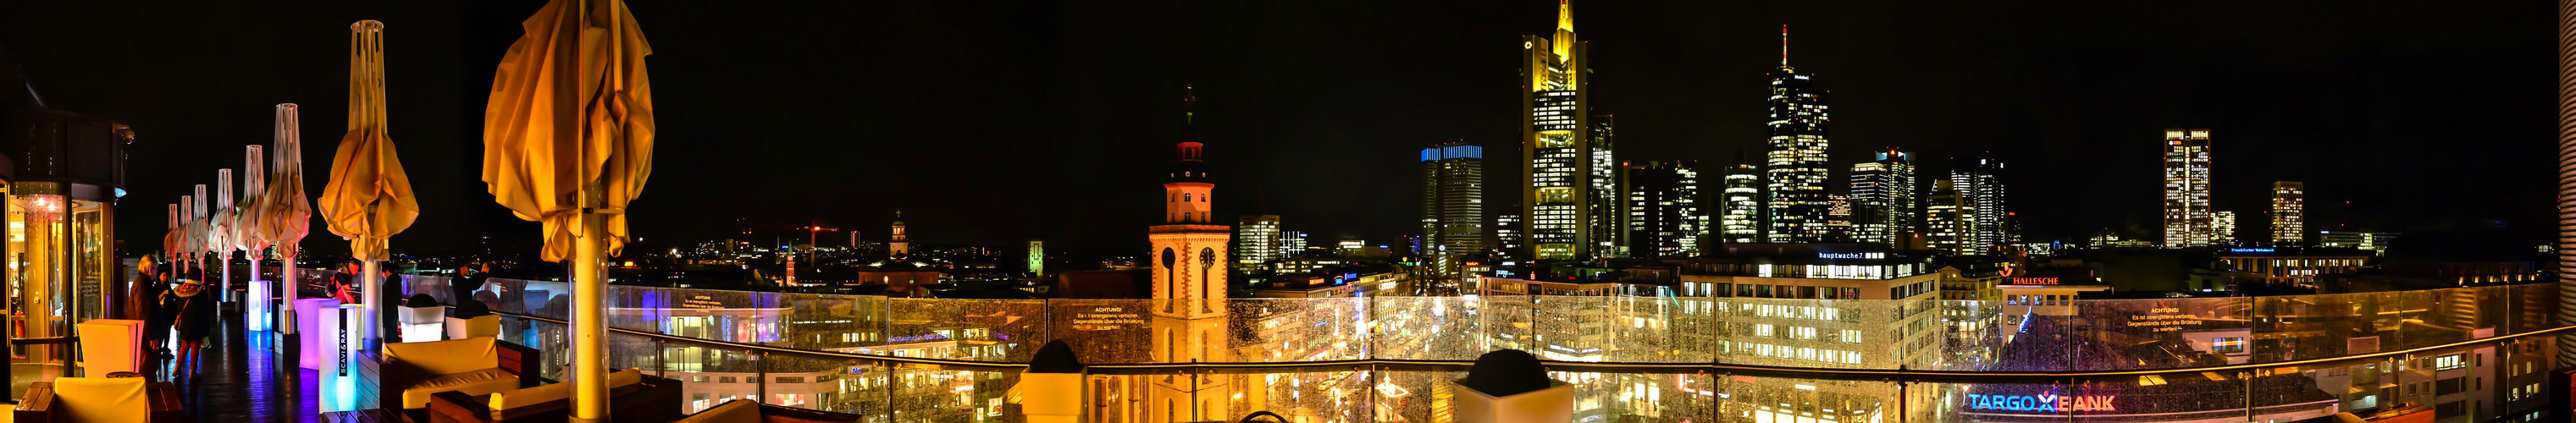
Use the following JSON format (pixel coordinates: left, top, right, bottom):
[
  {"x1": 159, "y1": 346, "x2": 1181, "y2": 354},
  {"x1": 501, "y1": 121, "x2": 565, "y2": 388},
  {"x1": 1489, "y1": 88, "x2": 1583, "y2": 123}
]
[{"x1": 477, "y1": 306, "x2": 2576, "y2": 382}]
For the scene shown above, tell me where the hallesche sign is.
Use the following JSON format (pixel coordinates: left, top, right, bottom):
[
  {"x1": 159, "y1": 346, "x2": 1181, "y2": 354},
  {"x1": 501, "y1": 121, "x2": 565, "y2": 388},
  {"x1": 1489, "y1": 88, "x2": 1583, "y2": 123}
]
[{"x1": 1966, "y1": 391, "x2": 2118, "y2": 413}]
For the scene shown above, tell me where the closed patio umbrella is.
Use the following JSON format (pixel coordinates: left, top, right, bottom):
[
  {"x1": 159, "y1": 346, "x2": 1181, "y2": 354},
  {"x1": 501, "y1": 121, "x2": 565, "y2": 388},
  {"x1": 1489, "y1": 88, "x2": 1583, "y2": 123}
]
[
  {"x1": 319, "y1": 20, "x2": 417, "y2": 346},
  {"x1": 211, "y1": 169, "x2": 234, "y2": 302},
  {"x1": 235, "y1": 146, "x2": 268, "y2": 298},
  {"x1": 481, "y1": 0, "x2": 654, "y2": 417},
  {"x1": 254, "y1": 103, "x2": 311, "y2": 333}
]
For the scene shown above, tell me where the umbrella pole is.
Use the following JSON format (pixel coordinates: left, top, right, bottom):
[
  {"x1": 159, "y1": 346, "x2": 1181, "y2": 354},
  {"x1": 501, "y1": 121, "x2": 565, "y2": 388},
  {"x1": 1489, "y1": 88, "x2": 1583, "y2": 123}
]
[
  {"x1": 362, "y1": 259, "x2": 382, "y2": 348},
  {"x1": 222, "y1": 251, "x2": 234, "y2": 305},
  {"x1": 279, "y1": 251, "x2": 298, "y2": 335},
  {"x1": 571, "y1": 210, "x2": 609, "y2": 420}
]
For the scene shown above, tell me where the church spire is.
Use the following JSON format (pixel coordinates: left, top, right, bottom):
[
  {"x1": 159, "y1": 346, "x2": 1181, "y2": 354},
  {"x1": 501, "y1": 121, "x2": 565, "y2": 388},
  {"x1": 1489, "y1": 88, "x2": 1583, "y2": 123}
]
[{"x1": 1556, "y1": 0, "x2": 1573, "y2": 33}]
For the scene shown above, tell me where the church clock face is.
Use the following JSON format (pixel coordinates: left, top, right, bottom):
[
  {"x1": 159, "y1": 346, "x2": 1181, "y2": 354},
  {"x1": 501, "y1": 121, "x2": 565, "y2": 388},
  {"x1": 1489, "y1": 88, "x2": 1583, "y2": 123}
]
[{"x1": 1198, "y1": 247, "x2": 1215, "y2": 268}]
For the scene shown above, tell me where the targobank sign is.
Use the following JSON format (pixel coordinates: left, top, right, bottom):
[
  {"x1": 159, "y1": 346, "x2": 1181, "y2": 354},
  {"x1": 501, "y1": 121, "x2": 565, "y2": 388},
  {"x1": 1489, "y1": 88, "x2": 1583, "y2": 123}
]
[{"x1": 1967, "y1": 391, "x2": 2117, "y2": 413}]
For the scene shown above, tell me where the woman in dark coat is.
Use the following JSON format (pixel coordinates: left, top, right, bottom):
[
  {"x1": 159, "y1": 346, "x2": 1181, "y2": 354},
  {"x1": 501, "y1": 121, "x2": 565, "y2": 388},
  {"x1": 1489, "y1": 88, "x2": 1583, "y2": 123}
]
[
  {"x1": 143, "y1": 259, "x2": 178, "y2": 379},
  {"x1": 162, "y1": 277, "x2": 213, "y2": 379}
]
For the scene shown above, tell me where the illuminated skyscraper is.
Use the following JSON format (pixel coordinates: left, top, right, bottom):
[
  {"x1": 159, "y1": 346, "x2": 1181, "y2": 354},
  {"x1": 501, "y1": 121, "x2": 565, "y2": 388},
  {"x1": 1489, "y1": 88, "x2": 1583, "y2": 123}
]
[
  {"x1": 1234, "y1": 215, "x2": 1281, "y2": 272},
  {"x1": 1494, "y1": 212, "x2": 1523, "y2": 256},
  {"x1": 1590, "y1": 115, "x2": 1620, "y2": 258},
  {"x1": 1766, "y1": 26, "x2": 1833, "y2": 243},
  {"x1": 1926, "y1": 179, "x2": 1976, "y2": 255},
  {"x1": 1827, "y1": 194, "x2": 1853, "y2": 240},
  {"x1": 1721, "y1": 162, "x2": 1763, "y2": 243},
  {"x1": 1422, "y1": 142, "x2": 1485, "y2": 276},
  {"x1": 1950, "y1": 157, "x2": 2006, "y2": 251},
  {"x1": 2163, "y1": 129, "x2": 2214, "y2": 248},
  {"x1": 1849, "y1": 148, "x2": 1915, "y2": 246},
  {"x1": 1624, "y1": 161, "x2": 1702, "y2": 258},
  {"x1": 2214, "y1": 211, "x2": 2237, "y2": 244},
  {"x1": 2271, "y1": 181, "x2": 2305, "y2": 246},
  {"x1": 1521, "y1": 0, "x2": 1595, "y2": 261}
]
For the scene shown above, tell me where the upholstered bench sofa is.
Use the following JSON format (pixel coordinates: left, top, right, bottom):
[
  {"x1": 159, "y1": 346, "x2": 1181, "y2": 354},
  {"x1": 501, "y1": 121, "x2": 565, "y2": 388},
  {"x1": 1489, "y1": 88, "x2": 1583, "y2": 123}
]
[
  {"x1": 382, "y1": 336, "x2": 541, "y2": 420},
  {"x1": 424, "y1": 368, "x2": 684, "y2": 422}
]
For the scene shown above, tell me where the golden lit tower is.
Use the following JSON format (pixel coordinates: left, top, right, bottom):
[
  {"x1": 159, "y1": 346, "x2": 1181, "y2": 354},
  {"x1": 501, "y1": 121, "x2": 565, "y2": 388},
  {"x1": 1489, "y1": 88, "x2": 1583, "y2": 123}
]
[
  {"x1": 1139, "y1": 85, "x2": 1238, "y2": 422},
  {"x1": 887, "y1": 210, "x2": 909, "y2": 258},
  {"x1": 1151, "y1": 85, "x2": 1229, "y2": 316},
  {"x1": 1522, "y1": 0, "x2": 1595, "y2": 260}
]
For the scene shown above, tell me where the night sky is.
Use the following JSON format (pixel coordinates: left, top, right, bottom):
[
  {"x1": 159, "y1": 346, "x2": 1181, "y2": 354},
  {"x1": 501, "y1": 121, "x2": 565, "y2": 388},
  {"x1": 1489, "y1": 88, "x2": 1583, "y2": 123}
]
[{"x1": 2, "y1": 1, "x2": 2556, "y2": 256}]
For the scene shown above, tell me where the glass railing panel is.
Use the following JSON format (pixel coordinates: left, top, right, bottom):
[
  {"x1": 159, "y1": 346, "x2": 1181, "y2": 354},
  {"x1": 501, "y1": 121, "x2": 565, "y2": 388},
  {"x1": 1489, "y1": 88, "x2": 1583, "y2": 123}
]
[
  {"x1": 1227, "y1": 298, "x2": 1368, "y2": 362},
  {"x1": 772, "y1": 293, "x2": 881, "y2": 354},
  {"x1": 1711, "y1": 297, "x2": 1904, "y2": 370},
  {"x1": 2253, "y1": 291, "x2": 2400, "y2": 362},
  {"x1": 1043, "y1": 299, "x2": 1161, "y2": 364},
  {"x1": 2380, "y1": 287, "x2": 2496, "y2": 353},
  {"x1": 1369, "y1": 296, "x2": 1508, "y2": 361},
  {"x1": 503, "y1": 316, "x2": 572, "y2": 382},
  {"x1": 401, "y1": 274, "x2": 454, "y2": 305},
  {"x1": 606, "y1": 331, "x2": 658, "y2": 377},
  {"x1": 1466, "y1": 294, "x2": 1544, "y2": 361},
  {"x1": 2070, "y1": 296, "x2": 2251, "y2": 371},
  {"x1": 1223, "y1": 369, "x2": 1372, "y2": 422},
  {"x1": 604, "y1": 287, "x2": 783, "y2": 344},
  {"x1": 471, "y1": 277, "x2": 573, "y2": 320},
  {"x1": 1709, "y1": 376, "x2": 1899, "y2": 422},
  {"x1": 882, "y1": 365, "x2": 1014, "y2": 421},
  {"x1": 661, "y1": 343, "x2": 762, "y2": 414},
  {"x1": 752, "y1": 354, "x2": 896, "y2": 419},
  {"x1": 1923, "y1": 299, "x2": 2009, "y2": 371},
  {"x1": 1369, "y1": 367, "x2": 1465, "y2": 421},
  {"x1": 882, "y1": 297, "x2": 1048, "y2": 362},
  {"x1": 1529, "y1": 295, "x2": 1710, "y2": 364},
  {"x1": 1551, "y1": 371, "x2": 1721, "y2": 420},
  {"x1": 2507, "y1": 283, "x2": 2559, "y2": 335}
]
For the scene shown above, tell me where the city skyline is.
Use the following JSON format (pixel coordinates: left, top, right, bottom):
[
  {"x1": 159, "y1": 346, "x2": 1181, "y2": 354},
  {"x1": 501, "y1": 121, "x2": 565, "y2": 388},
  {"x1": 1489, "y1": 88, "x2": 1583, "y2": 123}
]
[{"x1": 7, "y1": 1, "x2": 2554, "y2": 255}]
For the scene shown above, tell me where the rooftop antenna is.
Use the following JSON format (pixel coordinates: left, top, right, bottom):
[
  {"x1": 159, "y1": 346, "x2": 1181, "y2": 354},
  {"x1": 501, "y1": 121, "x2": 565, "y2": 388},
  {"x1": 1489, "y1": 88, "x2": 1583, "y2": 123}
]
[{"x1": 1780, "y1": 25, "x2": 1789, "y2": 67}]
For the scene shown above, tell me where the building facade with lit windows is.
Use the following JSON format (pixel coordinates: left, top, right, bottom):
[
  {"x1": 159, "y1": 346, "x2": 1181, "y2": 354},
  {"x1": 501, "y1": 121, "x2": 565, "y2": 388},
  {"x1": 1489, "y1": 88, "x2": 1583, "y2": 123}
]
[
  {"x1": 1590, "y1": 115, "x2": 1620, "y2": 258},
  {"x1": 1849, "y1": 148, "x2": 1915, "y2": 247},
  {"x1": 2163, "y1": 129, "x2": 2215, "y2": 248},
  {"x1": 1720, "y1": 162, "x2": 1763, "y2": 244},
  {"x1": 2272, "y1": 181, "x2": 2305, "y2": 246},
  {"x1": 1926, "y1": 179, "x2": 1976, "y2": 255},
  {"x1": 2215, "y1": 246, "x2": 2373, "y2": 288},
  {"x1": 1766, "y1": 27, "x2": 1835, "y2": 244},
  {"x1": 1520, "y1": 0, "x2": 1596, "y2": 261},
  {"x1": 2319, "y1": 231, "x2": 2398, "y2": 255},
  {"x1": 1950, "y1": 157, "x2": 2006, "y2": 252},
  {"x1": 2214, "y1": 211, "x2": 2237, "y2": 244},
  {"x1": 1233, "y1": 215, "x2": 1281, "y2": 273},
  {"x1": 1624, "y1": 160, "x2": 1703, "y2": 258},
  {"x1": 1678, "y1": 244, "x2": 1943, "y2": 422},
  {"x1": 1420, "y1": 142, "x2": 1484, "y2": 277}
]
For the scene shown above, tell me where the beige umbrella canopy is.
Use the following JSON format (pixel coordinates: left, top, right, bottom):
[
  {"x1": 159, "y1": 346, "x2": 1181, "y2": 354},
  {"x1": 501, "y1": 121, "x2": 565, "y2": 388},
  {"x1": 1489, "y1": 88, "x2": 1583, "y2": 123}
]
[
  {"x1": 319, "y1": 20, "x2": 418, "y2": 262},
  {"x1": 256, "y1": 104, "x2": 312, "y2": 261},
  {"x1": 483, "y1": 0, "x2": 654, "y2": 262},
  {"x1": 483, "y1": 0, "x2": 654, "y2": 417},
  {"x1": 235, "y1": 146, "x2": 268, "y2": 254}
]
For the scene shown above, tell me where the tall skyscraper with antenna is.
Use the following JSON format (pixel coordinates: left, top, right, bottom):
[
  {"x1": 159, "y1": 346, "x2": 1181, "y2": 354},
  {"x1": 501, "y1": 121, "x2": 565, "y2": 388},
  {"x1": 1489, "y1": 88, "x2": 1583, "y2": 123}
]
[
  {"x1": 1521, "y1": 0, "x2": 1595, "y2": 260},
  {"x1": 1766, "y1": 25, "x2": 1834, "y2": 243}
]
